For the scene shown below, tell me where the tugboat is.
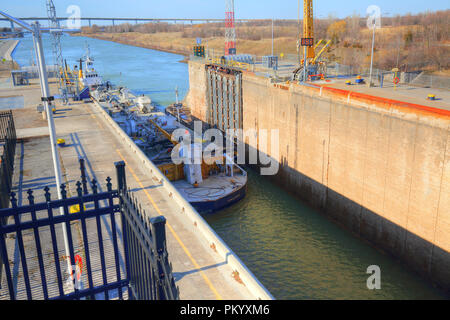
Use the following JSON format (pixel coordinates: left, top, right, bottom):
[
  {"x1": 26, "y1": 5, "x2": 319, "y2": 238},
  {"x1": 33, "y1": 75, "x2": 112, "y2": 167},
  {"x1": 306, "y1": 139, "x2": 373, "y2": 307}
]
[
  {"x1": 91, "y1": 83, "x2": 247, "y2": 214},
  {"x1": 78, "y1": 44, "x2": 103, "y2": 90}
]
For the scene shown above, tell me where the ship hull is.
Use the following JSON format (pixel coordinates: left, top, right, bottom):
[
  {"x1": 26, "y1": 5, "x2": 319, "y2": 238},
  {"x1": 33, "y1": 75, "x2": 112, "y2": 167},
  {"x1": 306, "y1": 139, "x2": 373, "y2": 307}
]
[{"x1": 189, "y1": 180, "x2": 247, "y2": 214}]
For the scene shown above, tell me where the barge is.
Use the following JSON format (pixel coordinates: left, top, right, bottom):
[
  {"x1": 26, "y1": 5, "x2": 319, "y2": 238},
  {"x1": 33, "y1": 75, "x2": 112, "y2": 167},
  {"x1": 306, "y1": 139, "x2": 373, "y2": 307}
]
[{"x1": 91, "y1": 83, "x2": 247, "y2": 214}]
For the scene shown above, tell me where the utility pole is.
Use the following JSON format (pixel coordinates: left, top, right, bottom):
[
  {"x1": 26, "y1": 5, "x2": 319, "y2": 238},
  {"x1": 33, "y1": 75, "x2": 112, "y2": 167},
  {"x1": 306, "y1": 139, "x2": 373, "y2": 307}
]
[
  {"x1": 31, "y1": 21, "x2": 72, "y2": 276},
  {"x1": 225, "y1": 0, "x2": 236, "y2": 55},
  {"x1": 303, "y1": 46, "x2": 307, "y2": 82},
  {"x1": 368, "y1": 20, "x2": 376, "y2": 87},
  {"x1": 366, "y1": 5, "x2": 381, "y2": 88},
  {"x1": 47, "y1": 0, "x2": 68, "y2": 104},
  {"x1": 271, "y1": 19, "x2": 274, "y2": 56}
]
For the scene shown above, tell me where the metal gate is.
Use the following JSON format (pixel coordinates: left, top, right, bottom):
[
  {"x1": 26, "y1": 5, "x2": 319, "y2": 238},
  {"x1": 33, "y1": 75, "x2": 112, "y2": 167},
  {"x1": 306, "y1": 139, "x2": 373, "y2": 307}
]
[
  {"x1": 0, "y1": 160, "x2": 178, "y2": 300},
  {"x1": 206, "y1": 65, "x2": 243, "y2": 132}
]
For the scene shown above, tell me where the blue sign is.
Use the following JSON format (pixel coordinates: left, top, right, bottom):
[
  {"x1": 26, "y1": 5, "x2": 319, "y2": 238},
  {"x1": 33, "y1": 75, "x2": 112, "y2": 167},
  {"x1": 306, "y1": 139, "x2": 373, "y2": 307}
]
[{"x1": 196, "y1": 38, "x2": 202, "y2": 45}]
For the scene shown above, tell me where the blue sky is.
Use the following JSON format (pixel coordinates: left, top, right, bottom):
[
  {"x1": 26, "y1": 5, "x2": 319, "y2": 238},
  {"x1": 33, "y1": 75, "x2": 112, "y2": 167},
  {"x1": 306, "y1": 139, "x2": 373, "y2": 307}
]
[{"x1": 1, "y1": 0, "x2": 448, "y2": 24}]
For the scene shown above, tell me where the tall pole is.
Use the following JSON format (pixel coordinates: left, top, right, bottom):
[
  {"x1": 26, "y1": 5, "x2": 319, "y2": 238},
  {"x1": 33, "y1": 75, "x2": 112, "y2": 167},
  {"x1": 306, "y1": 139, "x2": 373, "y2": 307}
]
[
  {"x1": 0, "y1": 9, "x2": 79, "y2": 289},
  {"x1": 271, "y1": 19, "x2": 274, "y2": 56},
  {"x1": 303, "y1": 46, "x2": 307, "y2": 82},
  {"x1": 297, "y1": 0, "x2": 301, "y2": 66},
  {"x1": 32, "y1": 22, "x2": 73, "y2": 283},
  {"x1": 225, "y1": 0, "x2": 236, "y2": 55},
  {"x1": 368, "y1": 22, "x2": 376, "y2": 87},
  {"x1": 47, "y1": 0, "x2": 68, "y2": 104}
]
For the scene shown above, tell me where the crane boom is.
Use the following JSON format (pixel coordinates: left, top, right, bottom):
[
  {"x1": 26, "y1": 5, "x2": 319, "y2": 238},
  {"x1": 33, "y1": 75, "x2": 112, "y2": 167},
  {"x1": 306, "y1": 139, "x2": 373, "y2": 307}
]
[
  {"x1": 303, "y1": 0, "x2": 315, "y2": 59},
  {"x1": 312, "y1": 40, "x2": 331, "y2": 64},
  {"x1": 148, "y1": 118, "x2": 179, "y2": 145}
]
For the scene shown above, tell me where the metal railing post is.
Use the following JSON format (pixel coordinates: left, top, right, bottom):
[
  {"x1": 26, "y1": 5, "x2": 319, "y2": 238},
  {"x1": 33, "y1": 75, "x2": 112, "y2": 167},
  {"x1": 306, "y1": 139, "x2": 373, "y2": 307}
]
[
  {"x1": 115, "y1": 161, "x2": 127, "y2": 193},
  {"x1": 79, "y1": 158, "x2": 88, "y2": 195},
  {"x1": 150, "y1": 216, "x2": 167, "y2": 300},
  {"x1": 114, "y1": 160, "x2": 133, "y2": 299}
]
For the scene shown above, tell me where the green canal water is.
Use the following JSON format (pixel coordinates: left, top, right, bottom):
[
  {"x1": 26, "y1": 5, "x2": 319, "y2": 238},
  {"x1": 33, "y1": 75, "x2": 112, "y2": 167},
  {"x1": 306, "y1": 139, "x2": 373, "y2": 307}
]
[{"x1": 12, "y1": 34, "x2": 448, "y2": 300}]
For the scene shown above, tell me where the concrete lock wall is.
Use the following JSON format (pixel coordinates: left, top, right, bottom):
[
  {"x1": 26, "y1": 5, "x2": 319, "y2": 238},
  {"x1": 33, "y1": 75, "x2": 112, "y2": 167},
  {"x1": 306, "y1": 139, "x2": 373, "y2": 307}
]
[
  {"x1": 186, "y1": 61, "x2": 209, "y2": 122},
  {"x1": 186, "y1": 60, "x2": 450, "y2": 291}
]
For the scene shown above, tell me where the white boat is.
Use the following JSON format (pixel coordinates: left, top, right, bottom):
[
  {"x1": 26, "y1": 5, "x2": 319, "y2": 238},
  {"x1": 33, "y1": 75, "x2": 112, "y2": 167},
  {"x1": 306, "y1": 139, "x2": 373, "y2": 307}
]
[
  {"x1": 91, "y1": 84, "x2": 247, "y2": 214},
  {"x1": 79, "y1": 44, "x2": 103, "y2": 89}
]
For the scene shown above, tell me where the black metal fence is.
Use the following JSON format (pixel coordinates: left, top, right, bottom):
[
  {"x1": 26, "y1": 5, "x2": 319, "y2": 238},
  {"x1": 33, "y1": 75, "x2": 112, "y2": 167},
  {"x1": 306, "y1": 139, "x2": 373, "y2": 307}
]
[
  {"x1": 0, "y1": 160, "x2": 179, "y2": 300},
  {"x1": 116, "y1": 162, "x2": 178, "y2": 300},
  {"x1": 0, "y1": 110, "x2": 16, "y2": 212},
  {"x1": 0, "y1": 110, "x2": 16, "y2": 284}
]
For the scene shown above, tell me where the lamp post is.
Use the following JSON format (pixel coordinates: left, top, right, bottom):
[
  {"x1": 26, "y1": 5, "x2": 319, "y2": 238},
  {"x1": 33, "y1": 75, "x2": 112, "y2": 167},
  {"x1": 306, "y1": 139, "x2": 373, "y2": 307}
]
[
  {"x1": 32, "y1": 21, "x2": 70, "y2": 269},
  {"x1": 0, "y1": 10, "x2": 80, "y2": 290},
  {"x1": 367, "y1": 5, "x2": 381, "y2": 88},
  {"x1": 271, "y1": 19, "x2": 274, "y2": 56},
  {"x1": 368, "y1": 20, "x2": 376, "y2": 87}
]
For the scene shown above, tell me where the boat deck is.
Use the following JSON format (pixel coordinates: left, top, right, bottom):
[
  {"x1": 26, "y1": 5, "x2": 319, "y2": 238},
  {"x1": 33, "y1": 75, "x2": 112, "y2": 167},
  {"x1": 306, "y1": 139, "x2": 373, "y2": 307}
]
[{"x1": 173, "y1": 173, "x2": 246, "y2": 203}]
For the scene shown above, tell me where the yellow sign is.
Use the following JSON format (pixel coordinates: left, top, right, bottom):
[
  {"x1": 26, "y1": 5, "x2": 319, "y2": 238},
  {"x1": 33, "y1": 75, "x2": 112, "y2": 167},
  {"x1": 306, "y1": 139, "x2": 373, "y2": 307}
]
[{"x1": 280, "y1": 53, "x2": 284, "y2": 58}]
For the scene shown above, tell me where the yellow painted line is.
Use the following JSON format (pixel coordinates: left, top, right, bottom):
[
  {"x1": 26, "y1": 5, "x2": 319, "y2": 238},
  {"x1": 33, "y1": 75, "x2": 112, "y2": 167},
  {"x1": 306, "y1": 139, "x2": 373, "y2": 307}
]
[
  {"x1": 83, "y1": 104, "x2": 105, "y2": 130},
  {"x1": 116, "y1": 149, "x2": 223, "y2": 300}
]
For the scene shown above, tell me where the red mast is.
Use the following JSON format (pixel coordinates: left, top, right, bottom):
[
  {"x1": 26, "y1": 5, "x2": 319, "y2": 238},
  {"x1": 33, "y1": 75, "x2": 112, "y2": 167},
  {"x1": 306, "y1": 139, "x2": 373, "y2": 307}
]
[{"x1": 225, "y1": 0, "x2": 236, "y2": 55}]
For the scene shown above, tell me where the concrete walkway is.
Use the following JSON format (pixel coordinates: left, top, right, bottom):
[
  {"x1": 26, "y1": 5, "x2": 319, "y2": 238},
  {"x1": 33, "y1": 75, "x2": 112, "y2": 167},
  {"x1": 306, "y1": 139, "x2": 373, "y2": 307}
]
[
  {"x1": 0, "y1": 40, "x2": 19, "y2": 61},
  {"x1": 320, "y1": 78, "x2": 450, "y2": 111},
  {"x1": 0, "y1": 78, "x2": 259, "y2": 300}
]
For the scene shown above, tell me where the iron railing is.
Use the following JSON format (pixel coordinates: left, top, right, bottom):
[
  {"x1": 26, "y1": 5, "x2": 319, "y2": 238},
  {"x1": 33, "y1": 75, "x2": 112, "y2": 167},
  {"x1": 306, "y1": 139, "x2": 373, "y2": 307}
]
[
  {"x1": 0, "y1": 110, "x2": 16, "y2": 212},
  {"x1": 116, "y1": 161, "x2": 178, "y2": 300},
  {"x1": 0, "y1": 160, "x2": 179, "y2": 300},
  {"x1": 0, "y1": 110, "x2": 16, "y2": 283}
]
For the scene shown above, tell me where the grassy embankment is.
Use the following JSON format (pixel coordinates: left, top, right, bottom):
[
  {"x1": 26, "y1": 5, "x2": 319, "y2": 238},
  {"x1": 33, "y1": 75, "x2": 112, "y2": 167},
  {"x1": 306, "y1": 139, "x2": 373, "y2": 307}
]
[
  {"x1": 75, "y1": 10, "x2": 449, "y2": 74},
  {"x1": 72, "y1": 31, "x2": 299, "y2": 60}
]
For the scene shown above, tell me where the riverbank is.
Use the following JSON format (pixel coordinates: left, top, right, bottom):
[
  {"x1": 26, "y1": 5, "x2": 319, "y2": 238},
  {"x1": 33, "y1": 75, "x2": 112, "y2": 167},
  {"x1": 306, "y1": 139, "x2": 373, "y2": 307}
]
[
  {"x1": 72, "y1": 32, "x2": 191, "y2": 59},
  {"x1": 72, "y1": 32, "x2": 299, "y2": 60},
  {"x1": 0, "y1": 40, "x2": 19, "y2": 77}
]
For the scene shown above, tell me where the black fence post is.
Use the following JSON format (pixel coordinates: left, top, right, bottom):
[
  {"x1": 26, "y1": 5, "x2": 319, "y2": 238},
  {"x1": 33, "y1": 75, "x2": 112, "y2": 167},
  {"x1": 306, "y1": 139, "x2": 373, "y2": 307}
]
[
  {"x1": 115, "y1": 161, "x2": 127, "y2": 193},
  {"x1": 0, "y1": 111, "x2": 16, "y2": 285},
  {"x1": 151, "y1": 216, "x2": 167, "y2": 254},
  {"x1": 79, "y1": 158, "x2": 88, "y2": 195},
  {"x1": 151, "y1": 216, "x2": 167, "y2": 299},
  {"x1": 114, "y1": 160, "x2": 133, "y2": 299}
]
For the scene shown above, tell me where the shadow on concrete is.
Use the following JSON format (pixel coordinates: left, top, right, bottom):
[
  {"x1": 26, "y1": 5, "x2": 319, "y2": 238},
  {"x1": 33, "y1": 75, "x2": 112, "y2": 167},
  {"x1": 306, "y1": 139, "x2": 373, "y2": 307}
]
[
  {"x1": 129, "y1": 184, "x2": 162, "y2": 192},
  {"x1": 53, "y1": 108, "x2": 72, "y2": 114},
  {"x1": 69, "y1": 132, "x2": 127, "y2": 273},
  {"x1": 173, "y1": 259, "x2": 228, "y2": 282}
]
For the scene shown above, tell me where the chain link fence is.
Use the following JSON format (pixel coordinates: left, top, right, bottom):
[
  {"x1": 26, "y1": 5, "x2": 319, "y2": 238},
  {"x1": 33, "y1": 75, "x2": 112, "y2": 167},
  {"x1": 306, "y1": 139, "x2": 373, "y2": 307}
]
[
  {"x1": 326, "y1": 63, "x2": 449, "y2": 90},
  {"x1": 192, "y1": 51, "x2": 450, "y2": 90}
]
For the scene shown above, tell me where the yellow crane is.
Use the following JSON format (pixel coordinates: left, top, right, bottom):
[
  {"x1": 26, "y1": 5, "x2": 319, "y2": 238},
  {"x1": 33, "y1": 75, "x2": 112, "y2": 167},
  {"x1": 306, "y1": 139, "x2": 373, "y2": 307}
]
[
  {"x1": 303, "y1": 0, "x2": 331, "y2": 64},
  {"x1": 294, "y1": 0, "x2": 331, "y2": 81},
  {"x1": 303, "y1": 0, "x2": 315, "y2": 60}
]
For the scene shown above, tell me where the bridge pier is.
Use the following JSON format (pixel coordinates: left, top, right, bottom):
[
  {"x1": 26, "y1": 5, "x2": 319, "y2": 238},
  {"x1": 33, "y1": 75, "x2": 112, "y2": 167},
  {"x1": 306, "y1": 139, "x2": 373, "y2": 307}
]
[
  {"x1": 112, "y1": 19, "x2": 115, "y2": 26},
  {"x1": 10, "y1": 20, "x2": 15, "y2": 32},
  {"x1": 88, "y1": 19, "x2": 91, "y2": 27}
]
